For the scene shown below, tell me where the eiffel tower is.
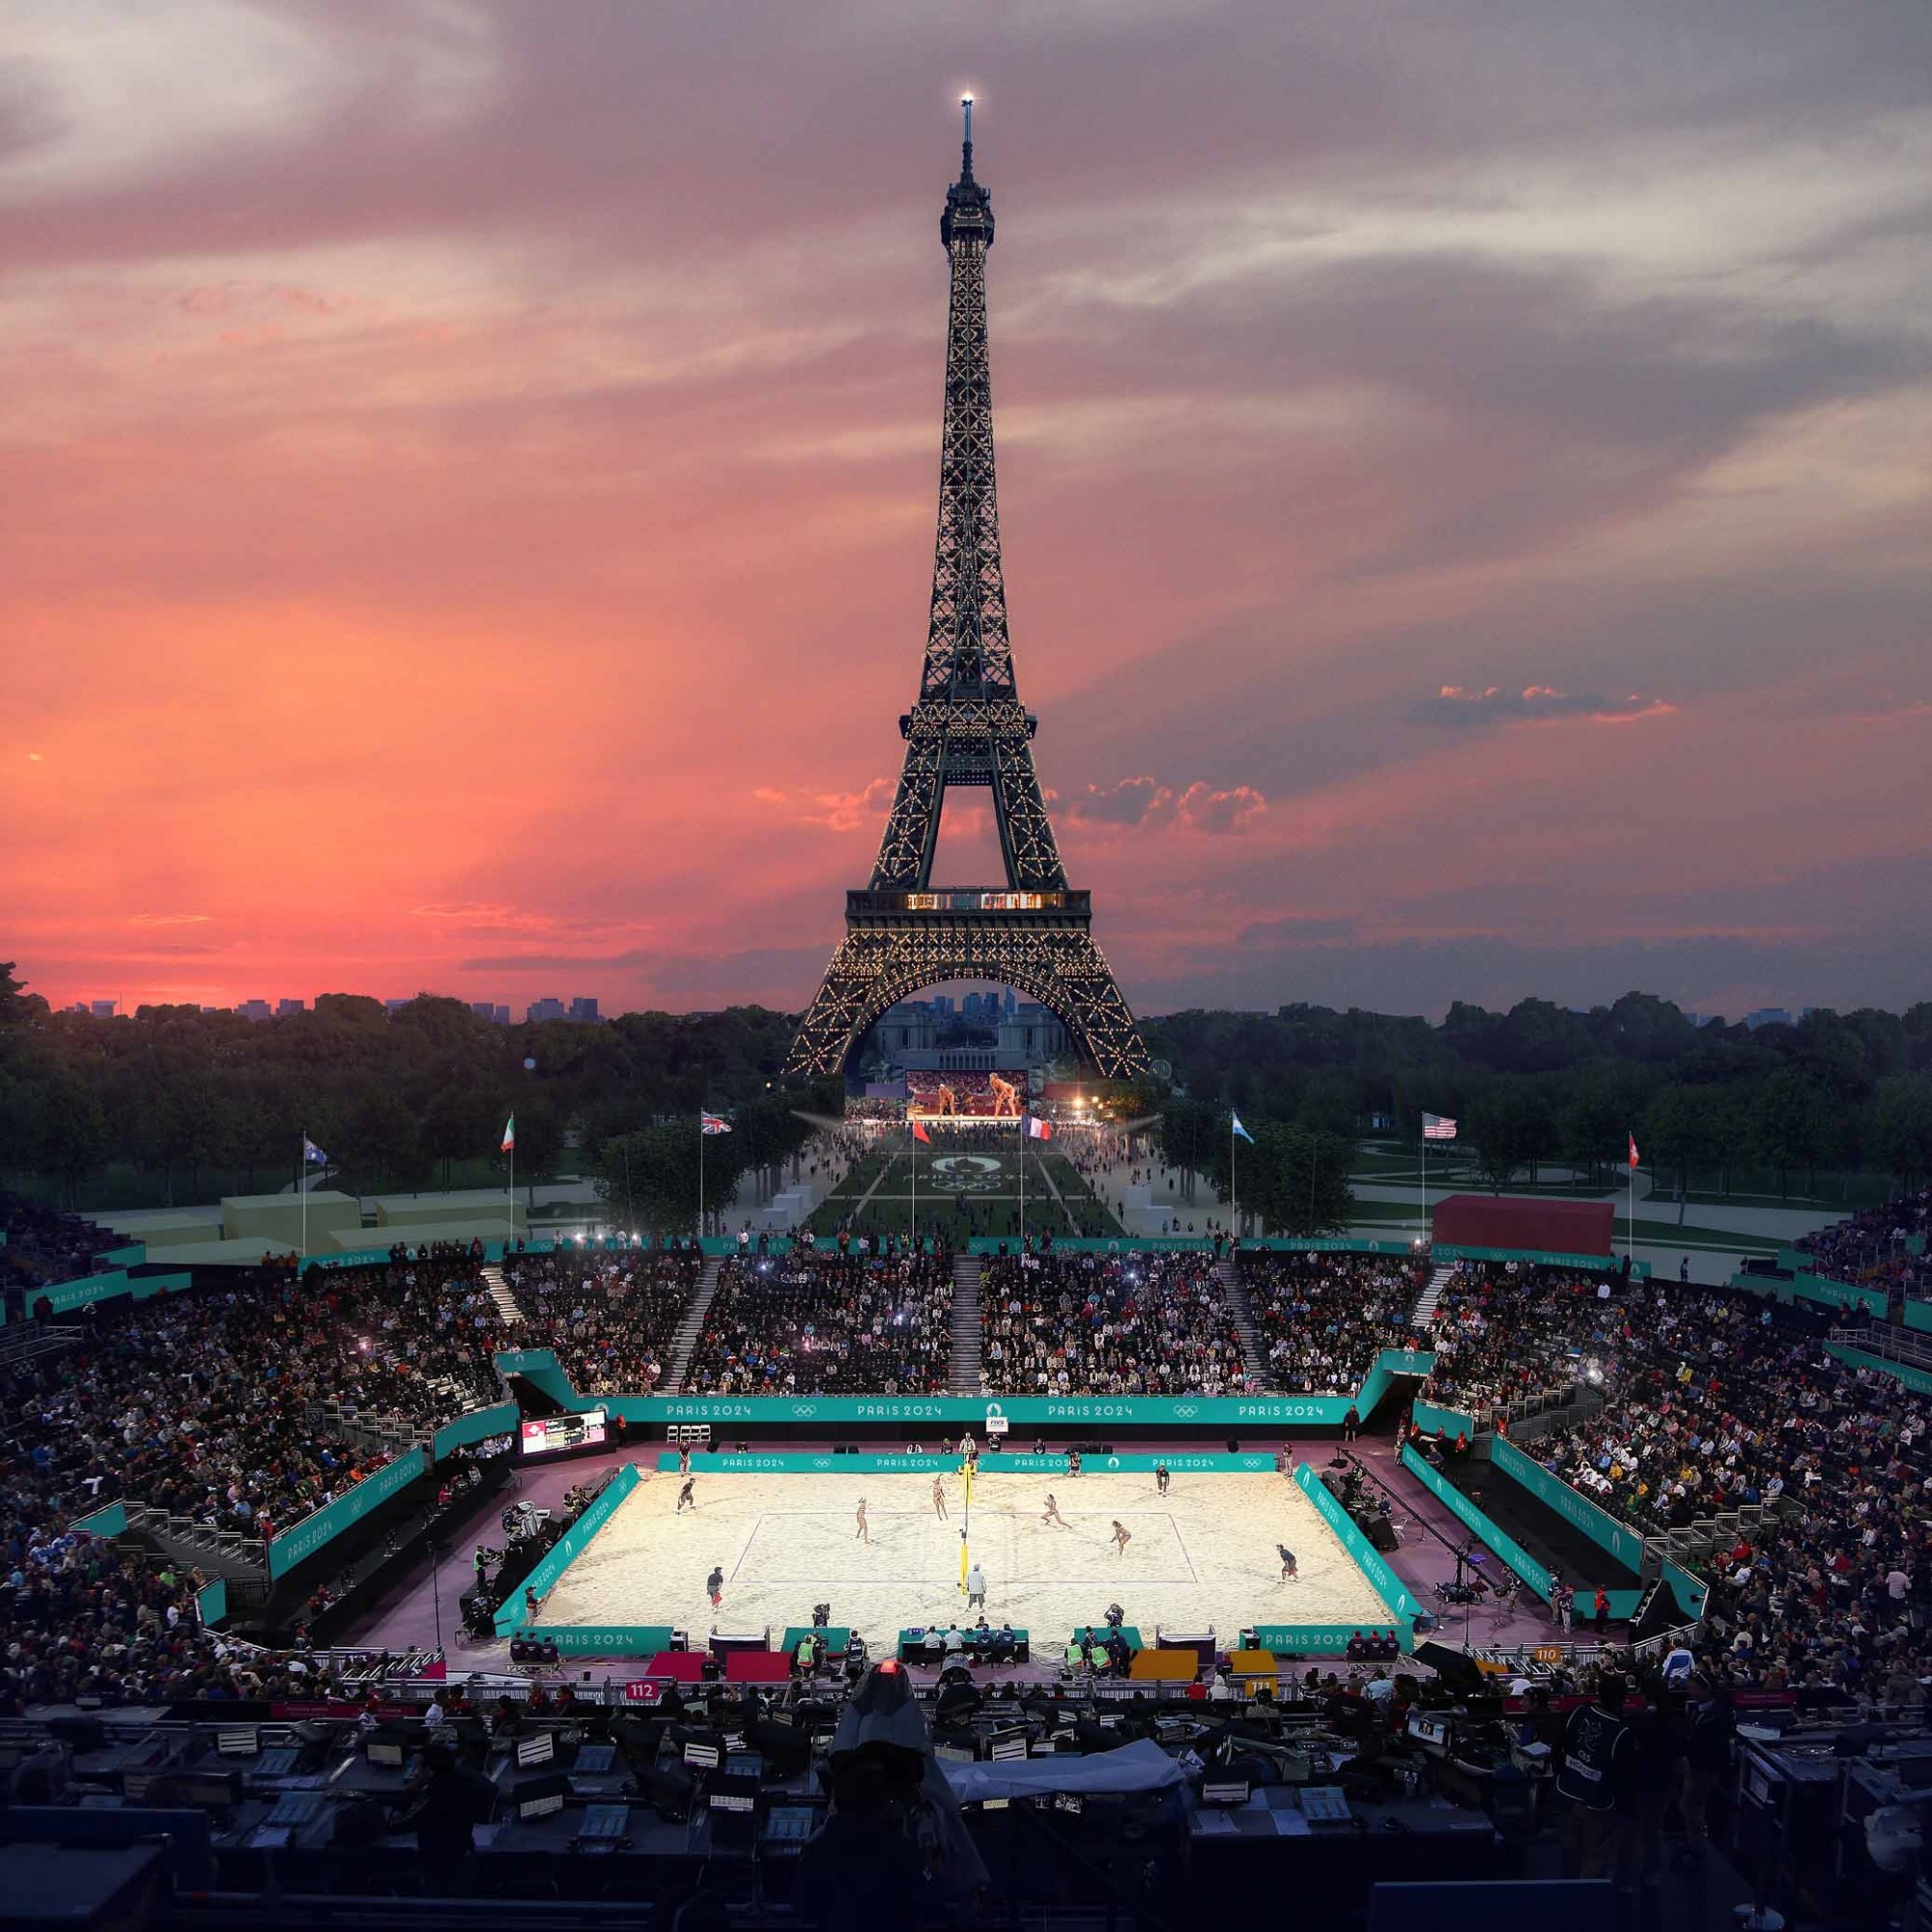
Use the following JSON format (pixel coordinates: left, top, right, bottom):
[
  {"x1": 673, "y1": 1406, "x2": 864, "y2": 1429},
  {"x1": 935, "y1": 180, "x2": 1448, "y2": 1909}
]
[{"x1": 786, "y1": 102, "x2": 1151, "y2": 1081}]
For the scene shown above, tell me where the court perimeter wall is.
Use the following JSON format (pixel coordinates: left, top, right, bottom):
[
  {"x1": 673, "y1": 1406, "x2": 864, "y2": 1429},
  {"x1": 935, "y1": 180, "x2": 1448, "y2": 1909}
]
[{"x1": 493, "y1": 1347, "x2": 1440, "y2": 1433}]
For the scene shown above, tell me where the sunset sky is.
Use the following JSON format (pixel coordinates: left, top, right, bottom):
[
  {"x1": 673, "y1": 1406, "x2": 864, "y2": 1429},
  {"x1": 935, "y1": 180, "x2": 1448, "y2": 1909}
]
[{"x1": 5, "y1": 1, "x2": 1928, "y2": 1023}]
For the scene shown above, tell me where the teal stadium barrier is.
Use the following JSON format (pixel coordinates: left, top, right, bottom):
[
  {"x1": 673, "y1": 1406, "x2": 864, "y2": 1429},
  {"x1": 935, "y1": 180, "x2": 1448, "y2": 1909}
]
[
  {"x1": 268, "y1": 1449, "x2": 427, "y2": 1579},
  {"x1": 495, "y1": 1463, "x2": 643, "y2": 1636},
  {"x1": 70, "y1": 1501, "x2": 129, "y2": 1539},
  {"x1": 1489, "y1": 1435, "x2": 1647, "y2": 1577},
  {"x1": 1662, "y1": 1558, "x2": 1709, "y2": 1621},
  {"x1": 431, "y1": 1402, "x2": 521, "y2": 1462},
  {"x1": 1433, "y1": 1245, "x2": 1648, "y2": 1276},
  {"x1": 494, "y1": 1348, "x2": 1438, "y2": 1431},
  {"x1": 24, "y1": 1269, "x2": 192, "y2": 1318},
  {"x1": 656, "y1": 1450, "x2": 1281, "y2": 1476},
  {"x1": 1730, "y1": 1260, "x2": 1887, "y2": 1319},
  {"x1": 1826, "y1": 1342, "x2": 1932, "y2": 1397},
  {"x1": 1399, "y1": 1443, "x2": 1553, "y2": 1603},
  {"x1": 1293, "y1": 1463, "x2": 1423, "y2": 1648},
  {"x1": 197, "y1": 1577, "x2": 229, "y2": 1627},
  {"x1": 1409, "y1": 1398, "x2": 1477, "y2": 1442}
]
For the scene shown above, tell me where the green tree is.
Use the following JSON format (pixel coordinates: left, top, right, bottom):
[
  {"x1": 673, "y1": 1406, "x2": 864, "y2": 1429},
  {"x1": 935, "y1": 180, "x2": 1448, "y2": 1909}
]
[
  {"x1": 1751, "y1": 1069, "x2": 1835, "y2": 1201},
  {"x1": 1873, "y1": 1075, "x2": 1932, "y2": 1192},
  {"x1": 29, "y1": 1076, "x2": 107, "y2": 1208}
]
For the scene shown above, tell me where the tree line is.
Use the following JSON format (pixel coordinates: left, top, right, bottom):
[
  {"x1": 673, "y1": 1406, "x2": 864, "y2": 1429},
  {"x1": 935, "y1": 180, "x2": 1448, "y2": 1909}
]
[
  {"x1": 3, "y1": 963, "x2": 1930, "y2": 1217},
  {"x1": 0, "y1": 963, "x2": 834, "y2": 1210},
  {"x1": 1145, "y1": 994, "x2": 1932, "y2": 1204}
]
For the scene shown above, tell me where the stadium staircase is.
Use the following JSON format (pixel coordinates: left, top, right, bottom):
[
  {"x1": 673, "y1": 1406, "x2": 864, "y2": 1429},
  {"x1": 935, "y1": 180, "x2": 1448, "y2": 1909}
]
[
  {"x1": 660, "y1": 1254, "x2": 724, "y2": 1395},
  {"x1": 1411, "y1": 1263, "x2": 1456, "y2": 1328},
  {"x1": 1215, "y1": 1257, "x2": 1273, "y2": 1390},
  {"x1": 119, "y1": 1503, "x2": 268, "y2": 1583},
  {"x1": 480, "y1": 1263, "x2": 523, "y2": 1330},
  {"x1": 949, "y1": 1253, "x2": 983, "y2": 1393}
]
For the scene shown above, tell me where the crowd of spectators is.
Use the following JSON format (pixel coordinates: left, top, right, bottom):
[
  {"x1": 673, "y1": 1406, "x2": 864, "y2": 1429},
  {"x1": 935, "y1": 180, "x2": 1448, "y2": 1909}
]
[
  {"x1": 1421, "y1": 1262, "x2": 1631, "y2": 1416},
  {"x1": 1797, "y1": 1187, "x2": 1932, "y2": 1302},
  {"x1": 501, "y1": 1248, "x2": 699, "y2": 1396},
  {"x1": 4, "y1": 1262, "x2": 505, "y2": 1546},
  {"x1": 1529, "y1": 1282, "x2": 1932, "y2": 1687},
  {"x1": 683, "y1": 1252, "x2": 954, "y2": 1395},
  {"x1": 980, "y1": 1251, "x2": 1250, "y2": 1396},
  {"x1": 0, "y1": 1196, "x2": 114, "y2": 1302},
  {"x1": 1240, "y1": 1252, "x2": 1426, "y2": 1394}
]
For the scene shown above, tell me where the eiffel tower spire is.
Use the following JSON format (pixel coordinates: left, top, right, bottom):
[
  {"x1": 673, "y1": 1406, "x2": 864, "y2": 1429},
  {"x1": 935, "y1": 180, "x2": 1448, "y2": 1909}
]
[
  {"x1": 786, "y1": 106, "x2": 1151, "y2": 1081},
  {"x1": 871, "y1": 95, "x2": 1063, "y2": 892}
]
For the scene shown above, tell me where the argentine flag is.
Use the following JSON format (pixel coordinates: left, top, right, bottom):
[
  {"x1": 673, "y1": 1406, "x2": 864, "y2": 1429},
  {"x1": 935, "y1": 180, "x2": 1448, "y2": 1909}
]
[{"x1": 1231, "y1": 1113, "x2": 1255, "y2": 1144}]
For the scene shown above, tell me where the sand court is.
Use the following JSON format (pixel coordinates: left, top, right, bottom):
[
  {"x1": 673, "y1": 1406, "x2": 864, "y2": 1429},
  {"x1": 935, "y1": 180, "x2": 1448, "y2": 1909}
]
[{"x1": 537, "y1": 1467, "x2": 1395, "y2": 1649}]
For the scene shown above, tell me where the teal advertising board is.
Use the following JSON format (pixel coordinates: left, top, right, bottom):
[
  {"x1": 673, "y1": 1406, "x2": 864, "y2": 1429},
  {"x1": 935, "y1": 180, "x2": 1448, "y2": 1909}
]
[
  {"x1": 24, "y1": 1269, "x2": 192, "y2": 1317},
  {"x1": 1489, "y1": 1435, "x2": 1646, "y2": 1575},
  {"x1": 1400, "y1": 1444, "x2": 1552, "y2": 1602},
  {"x1": 431, "y1": 1402, "x2": 521, "y2": 1463},
  {"x1": 95, "y1": 1243, "x2": 146, "y2": 1266},
  {"x1": 268, "y1": 1448, "x2": 426, "y2": 1578},
  {"x1": 656, "y1": 1450, "x2": 1281, "y2": 1477},
  {"x1": 1409, "y1": 1398, "x2": 1477, "y2": 1443},
  {"x1": 1247, "y1": 1625, "x2": 1409, "y2": 1655},
  {"x1": 1433, "y1": 1245, "x2": 1644, "y2": 1276},
  {"x1": 1661, "y1": 1558, "x2": 1709, "y2": 1621},
  {"x1": 1731, "y1": 1267, "x2": 1887, "y2": 1319},
  {"x1": 1293, "y1": 1463, "x2": 1422, "y2": 1648},
  {"x1": 197, "y1": 1577, "x2": 229, "y2": 1627},
  {"x1": 1826, "y1": 1343, "x2": 1932, "y2": 1398},
  {"x1": 495, "y1": 1463, "x2": 643, "y2": 1635},
  {"x1": 519, "y1": 1624, "x2": 679, "y2": 1656},
  {"x1": 1904, "y1": 1300, "x2": 1932, "y2": 1335},
  {"x1": 494, "y1": 1348, "x2": 1437, "y2": 1431},
  {"x1": 71, "y1": 1501, "x2": 129, "y2": 1539}
]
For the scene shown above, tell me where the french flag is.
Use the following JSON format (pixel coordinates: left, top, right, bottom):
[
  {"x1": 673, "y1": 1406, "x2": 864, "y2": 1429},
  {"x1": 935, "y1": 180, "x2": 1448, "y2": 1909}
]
[{"x1": 1024, "y1": 1116, "x2": 1052, "y2": 1141}]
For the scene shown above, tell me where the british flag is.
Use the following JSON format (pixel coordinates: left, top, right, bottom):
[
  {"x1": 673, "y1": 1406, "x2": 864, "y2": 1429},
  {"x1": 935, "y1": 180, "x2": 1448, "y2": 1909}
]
[{"x1": 701, "y1": 1112, "x2": 731, "y2": 1135}]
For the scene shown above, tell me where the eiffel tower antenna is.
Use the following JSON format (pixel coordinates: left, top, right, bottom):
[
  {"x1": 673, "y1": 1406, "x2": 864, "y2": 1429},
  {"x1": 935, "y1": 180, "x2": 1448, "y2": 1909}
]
[{"x1": 785, "y1": 107, "x2": 1151, "y2": 1081}]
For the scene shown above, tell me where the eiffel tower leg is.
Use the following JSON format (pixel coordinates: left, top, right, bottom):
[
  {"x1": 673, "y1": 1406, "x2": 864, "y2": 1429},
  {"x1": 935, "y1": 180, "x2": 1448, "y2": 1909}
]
[{"x1": 784, "y1": 926, "x2": 1151, "y2": 1081}]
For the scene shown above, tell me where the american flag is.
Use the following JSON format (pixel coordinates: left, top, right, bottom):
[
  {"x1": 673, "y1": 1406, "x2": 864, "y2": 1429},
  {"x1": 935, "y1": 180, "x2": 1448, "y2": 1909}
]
[
  {"x1": 1422, "y1": 1114, "x2": 1458, "y2": 1141},
  {"x1": 700, "y1": 1112, "x2": 731, "y2": 1135}
]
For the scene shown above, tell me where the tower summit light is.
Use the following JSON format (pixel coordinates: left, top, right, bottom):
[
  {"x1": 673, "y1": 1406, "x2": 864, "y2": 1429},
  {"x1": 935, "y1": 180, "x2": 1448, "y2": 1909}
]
[{"x1": 786, "y1": 105, "x2": 1151, "y2": 1080}]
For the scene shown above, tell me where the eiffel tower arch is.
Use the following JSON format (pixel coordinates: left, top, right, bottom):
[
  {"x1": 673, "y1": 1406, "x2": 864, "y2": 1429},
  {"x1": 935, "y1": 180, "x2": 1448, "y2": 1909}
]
[{"x1": 786, "y1": 103, "x2": 1151, "y2": 1083}]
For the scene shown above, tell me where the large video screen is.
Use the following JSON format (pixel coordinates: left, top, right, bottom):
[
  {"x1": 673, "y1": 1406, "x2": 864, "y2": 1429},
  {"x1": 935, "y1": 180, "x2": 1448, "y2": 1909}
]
[{"x1": 521, "y1": 1409, "x2": 608, "y2": 1458}]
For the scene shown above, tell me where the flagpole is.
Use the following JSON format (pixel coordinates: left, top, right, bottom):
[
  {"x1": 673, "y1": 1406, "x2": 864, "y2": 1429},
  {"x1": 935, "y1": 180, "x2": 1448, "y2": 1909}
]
[
  {"x1": 1628, "y1": 1138, "x2": 1634, "y2": 1264},
  {"x1": 1419, "y1": 1126, "x2": 1426, "y2": 1246},
  {"x1": 911, "y1": 1124, "x2": 918, "y2": 1250},
  {"x1": 300, "y1": 1130, "x2": 307, "y2": 1266},
  {"x1": 1018, "y1": 1115, "x2": 1026, "y2": 1248},
  {"x1": 698, "y1": 1109, "x2": 705, "y2": 1243},
  {"x1": 1230, "y1": 1112, "x2": 1236, "y2": 1241}
]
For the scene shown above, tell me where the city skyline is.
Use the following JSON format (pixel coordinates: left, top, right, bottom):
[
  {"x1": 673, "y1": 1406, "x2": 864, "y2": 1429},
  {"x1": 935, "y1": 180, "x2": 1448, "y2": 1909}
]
[{"x1": 5, "y1": 3, "x2": 1929, "y2": 1023}]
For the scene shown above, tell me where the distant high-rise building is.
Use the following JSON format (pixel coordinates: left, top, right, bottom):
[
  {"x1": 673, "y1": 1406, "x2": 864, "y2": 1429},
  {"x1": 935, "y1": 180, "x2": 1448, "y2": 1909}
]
[
  {"x1": 494, "y1": 1004, "x2": 511, "y2": 1025},
  {"x1": 384, "y1": 998, "x2": 411, "y2": 1014},
  {"x1": 1745, "y1": 1008, "x2": 1793, "y2": 1031},
  {"x1": 90, "y1": 999, "x2": 116, "y2": 1019},
  {"x1": 526, "y1": 997, "x2": 567, "y2": 1024},
  {"x1": 239, "y1": 999, "x2": 272, "y2": 1023},
  {"x1": 277, "y1": 998, "x2": 305, "y2": 1017},
  {"x1": 569, "y1": 996, "x2": 601, "y2": 1023},
  {"x1": 470, "y1": 1001, "x2": 498, "y2": 1022}
]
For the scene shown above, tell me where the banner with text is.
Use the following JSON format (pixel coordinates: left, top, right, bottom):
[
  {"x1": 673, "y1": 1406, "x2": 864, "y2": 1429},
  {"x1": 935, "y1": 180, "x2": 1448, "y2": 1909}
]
[
  {"x1": 268, "y1": 1449, "x2": 427, "y2": 1579},
  {"x1": 493, "y1": 1349, "x2": 1437, "y2": 1432},
  {"x1": 1489, "y1": 1435, "x2": 1646, "y2": 1575},
  {"x1": 494, "y1": 1463, "x2": 643, "y2": 1636},
  {"x1": 1293, "y1": 1462, "x2": 1422, "y2": 1648}
]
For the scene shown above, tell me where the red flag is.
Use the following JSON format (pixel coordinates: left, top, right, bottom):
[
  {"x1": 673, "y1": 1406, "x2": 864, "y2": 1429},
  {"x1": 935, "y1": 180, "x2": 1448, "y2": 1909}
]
[
  {"x1": 1628, "y1": 1133, "x2": 1640, "y2": 1170},
  {"x1": 912, "y1": 1119, "x2": 931, "y2": 1145}
]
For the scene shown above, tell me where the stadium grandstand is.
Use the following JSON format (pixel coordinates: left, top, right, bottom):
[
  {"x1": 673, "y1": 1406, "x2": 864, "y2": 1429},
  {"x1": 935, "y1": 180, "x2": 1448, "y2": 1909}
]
[{"x1": 3, "y1": 1184, "x2": 1929, "y2": 1926}]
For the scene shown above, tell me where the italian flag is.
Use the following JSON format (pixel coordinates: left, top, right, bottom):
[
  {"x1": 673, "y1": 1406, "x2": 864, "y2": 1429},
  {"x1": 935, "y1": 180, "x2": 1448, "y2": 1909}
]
[{"x1": 501, "y1": 1115, "x2": 516, "y2": 1154}]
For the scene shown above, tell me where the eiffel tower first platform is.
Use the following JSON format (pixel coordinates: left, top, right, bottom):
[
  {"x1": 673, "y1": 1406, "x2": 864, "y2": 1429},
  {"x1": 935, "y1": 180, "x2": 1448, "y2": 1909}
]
[{"x1": 785, "y1": 102, "x2": 1151, "y2": 1083}]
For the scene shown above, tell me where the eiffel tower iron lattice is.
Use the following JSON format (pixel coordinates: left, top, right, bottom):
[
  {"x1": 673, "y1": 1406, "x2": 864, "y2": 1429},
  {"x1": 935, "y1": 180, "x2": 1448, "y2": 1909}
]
[{"x1": 786, "y1": 102, "x2": 1151, "y2": 1082}]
